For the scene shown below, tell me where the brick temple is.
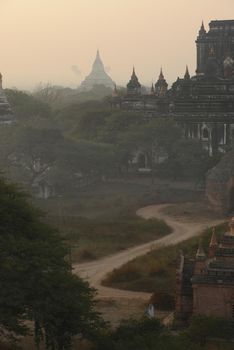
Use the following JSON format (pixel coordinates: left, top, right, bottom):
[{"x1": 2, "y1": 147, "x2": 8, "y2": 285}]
[{"x1": 175, "y1": 219, "x2": 234, "y2": 323}]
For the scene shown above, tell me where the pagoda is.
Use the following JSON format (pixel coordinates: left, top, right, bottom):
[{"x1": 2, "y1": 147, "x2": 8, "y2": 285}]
[
  {"x1": 175, "y1": 220, "x2": 234, "y2": 324},
  {"x1": 80, "y1": 50, "x2": 114, "y2": 91}
]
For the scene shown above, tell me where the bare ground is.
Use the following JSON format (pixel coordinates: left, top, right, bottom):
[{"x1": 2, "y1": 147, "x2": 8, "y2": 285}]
[{"x1": 73, "y1": 203, "x2": 225, "y2": 325}]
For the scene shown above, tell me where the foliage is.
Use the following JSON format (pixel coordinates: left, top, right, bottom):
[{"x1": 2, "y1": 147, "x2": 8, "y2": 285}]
[
  {"x1": 0, "y1": 178, "x2": 103, "y2": 349},
  {"x1": 9, "y1": 127, "x2": 63, "y2": 185},
  {"x1": 186, "y1": 315, "x2": 233, "y2": 345},
  {"x1": 5, "y1": 89, "x2": 51, "y2": 120},
  {"x1": 0, "y1": 124, "x2": 118, "y2": 194},
  {"x1": 3, "y1": 87, "x2": 220, "y2": 186},
  {"x1": 56, "y1": 100, "x2": 108, "y2": 132},
  {"x1": 159, "y1": 138, "x2": 220, "y2": 181},
  {"x1": 94, "y1": 317, "x2": 205, "y2": 350}
]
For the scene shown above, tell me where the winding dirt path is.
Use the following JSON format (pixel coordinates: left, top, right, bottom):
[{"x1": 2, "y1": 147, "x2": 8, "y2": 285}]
[{"x1": 73, "y1": 204, "x2": 222, "y2": 301}]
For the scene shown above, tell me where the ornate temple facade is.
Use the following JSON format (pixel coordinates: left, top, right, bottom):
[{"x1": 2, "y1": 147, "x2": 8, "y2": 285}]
[
  {"x1": 0, "y1": 73, "x2": 14, "y2": 124},
  {"x1": 112, "y1": 20, "x2": 234, "y2": 155},
  {"x1": 175, "y1": 220, "x2": 234, "y2": 323},
  {"x1": 80, "y1": 50, "x2": 114, "y2": 91}
]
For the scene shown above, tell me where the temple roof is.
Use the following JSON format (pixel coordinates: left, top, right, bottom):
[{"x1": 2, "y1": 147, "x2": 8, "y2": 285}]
[{"x1": 127, "y1": 67, "x2": 141, "y2": 89}]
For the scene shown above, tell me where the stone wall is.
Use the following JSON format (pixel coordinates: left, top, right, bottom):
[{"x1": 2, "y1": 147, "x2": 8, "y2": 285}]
[{"x1": 193, "y1": 284, "x2": 234, "y2": 320}]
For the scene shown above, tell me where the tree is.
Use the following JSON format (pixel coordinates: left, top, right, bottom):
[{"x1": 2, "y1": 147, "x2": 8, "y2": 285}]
[
  {"x1": 94, "y1": 317, "x2": 203, "y2": 350},
  {"x1": 187, "y1": 315, "x2": 232, "y2": 346},
  {"x1": 5, "y1": 89, "x2": 51, "y2": 120},
  {"x1": 95, "y1": 317, "x2": 164, "y2": 350},
  {"x1": 159, "y1": 138, "x2": 214, "y2": 181},
  {"x1": 0, "y1": 178, "x2": 102, "y2": 349},
  {"x1": 52, "y1": 139, "x2": 117, "y2": 193},
  {"x1": 9, "y1": 128, "x2": 64, "y2": 186},
  {"x1": 98, "y1": 111, "x2": 144, "y2": 144},
  {"x1": 75, "y1": 108, "x2": 111, "y2": 140},
  {"x1": 117, "y1": 118, "x2": 182, "y2": 177}
]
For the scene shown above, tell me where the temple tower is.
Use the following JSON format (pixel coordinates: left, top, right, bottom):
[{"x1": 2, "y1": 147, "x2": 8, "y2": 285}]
[
  {"x1": 196, "y1": 20, "x2": 234, "y2": 77},
  {"x1": 154, "y1": 68, "x2": 168, "y2": 97},
  {"x1": 126, "y1": 67, "x2": 141, "y2": 95}
]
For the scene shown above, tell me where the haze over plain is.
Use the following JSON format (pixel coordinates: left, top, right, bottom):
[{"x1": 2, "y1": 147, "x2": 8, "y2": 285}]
[{"x1": 1, "y1": 0, "x2": 234, "y2": 89}]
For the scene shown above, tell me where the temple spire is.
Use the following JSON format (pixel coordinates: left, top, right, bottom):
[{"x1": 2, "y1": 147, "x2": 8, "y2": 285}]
[
  {"x1": 159, "y1": 67, "x2": 164, "y2": 80},
  {"x1": 127, "y1": 66, "x2": 141, "y2": 95},
  {"x1": 199, "y1": 20, "x2": 206, "y2": 36},
  {"x1": 155, "y1": 68, "x2": 168, "y2": 97},
  {"x1": 132, "y1": 66, "x2": 137, "y2": 77},
  {"x1": 184, "y1": 65, "x2": 190, "y2": 80},
  {"x1": 151, "y1": 82, "x2": 155, "y2": 94}
]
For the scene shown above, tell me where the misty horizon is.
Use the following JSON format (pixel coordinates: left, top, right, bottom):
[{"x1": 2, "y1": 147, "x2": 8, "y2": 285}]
[{"x1": 1, "y1": 0, "x2": 234, "y2": 90}]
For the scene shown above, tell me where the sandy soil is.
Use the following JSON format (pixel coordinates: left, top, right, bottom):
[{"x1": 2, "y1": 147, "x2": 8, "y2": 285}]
[{"x1": 72, "y1": 203, "x2": 224, "y2": 324}]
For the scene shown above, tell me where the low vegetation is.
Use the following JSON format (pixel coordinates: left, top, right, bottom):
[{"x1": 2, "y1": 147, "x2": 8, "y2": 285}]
[
  {"x1": 33, "y1": 181, "x2": 201, "y2": 262},
  {"x1": 93, "y1": 316, "x2": 233, "y2": 350},
  {"x1": 102, "y1": 223, "x2": 227, "y2": 306},
  {"x1": 65, "y1": 216, "x2": 171, "y2": 262}
]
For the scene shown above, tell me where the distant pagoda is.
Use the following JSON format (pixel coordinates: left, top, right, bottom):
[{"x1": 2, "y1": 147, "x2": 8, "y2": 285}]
[
  {"x1": 80, "y1": 50, "x2": 114, "y2": 91},
  {"x1": 0, "y1": 73, "x2": 14, "y2": 124}
]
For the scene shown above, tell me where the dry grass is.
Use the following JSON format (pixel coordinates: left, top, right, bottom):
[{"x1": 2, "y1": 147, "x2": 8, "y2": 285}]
[
  {"x1": 32, "y1": 181, "x2": 188, "y2": 262},
  {"x1": 102, "y1": 222, "x2": 228, "y2": 295},
  {"x1": 65, "y1": 216, "x2": 171, "y2": 262}
]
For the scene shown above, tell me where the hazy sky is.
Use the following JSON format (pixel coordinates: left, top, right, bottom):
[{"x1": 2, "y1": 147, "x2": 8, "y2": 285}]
[{"x1": 1, "y1": 0, "x2": 234, "y2": 90}]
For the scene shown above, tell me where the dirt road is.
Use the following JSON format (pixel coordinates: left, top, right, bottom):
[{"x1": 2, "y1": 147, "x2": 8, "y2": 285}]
[{"x1": 73, "y1": 204, "x2": 223, "y2": 301}]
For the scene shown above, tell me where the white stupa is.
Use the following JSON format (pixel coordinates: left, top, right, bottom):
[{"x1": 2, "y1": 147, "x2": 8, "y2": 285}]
[{"x1": 80, "y1": 50, "x2": 114, "y2": 91}]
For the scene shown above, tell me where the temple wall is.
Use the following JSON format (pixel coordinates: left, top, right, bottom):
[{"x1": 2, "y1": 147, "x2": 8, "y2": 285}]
[{"x1": 193, "y1": 284, "x2": 234, "y2": 320}]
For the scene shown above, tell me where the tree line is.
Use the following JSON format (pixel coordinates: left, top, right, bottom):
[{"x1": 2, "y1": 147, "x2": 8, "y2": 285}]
[{"x1": 1, "y1": 88, "x2": 221, "y2": 197}]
